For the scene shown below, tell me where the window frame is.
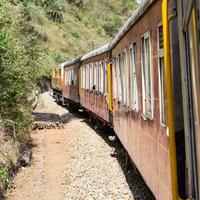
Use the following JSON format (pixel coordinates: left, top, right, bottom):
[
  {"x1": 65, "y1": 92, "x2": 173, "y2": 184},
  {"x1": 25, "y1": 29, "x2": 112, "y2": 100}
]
[
  {"x1": 141, "y1": 31, "x2": 154, "y2": 119},
  {"x1": 100, "y1": 62, "x2": 104, "y2": 94},
  {"x1": 84, "y1": 66, "x2": 86, "y2": 89},
  {"x1": 157, "y1": 23, "x2": 166, "y2": 126},
  {"x1": 116, "y1": 55, "x2": 122, "y2": 102},
  {"x1": 112, "y1": 58, "x2": 118, "y2": 99},
  {"x1": 103, "y1": 61, "x2": 107, "y2": 95},
  {"x1": 122, "y1": 48, "x2": 129, "y2": 106},
  {"x1": 121, "y1": 51, "x2": 126, "y2": 104},
  {"x1": 129, "y1": 43, "x2": 139, "y2": 112}
]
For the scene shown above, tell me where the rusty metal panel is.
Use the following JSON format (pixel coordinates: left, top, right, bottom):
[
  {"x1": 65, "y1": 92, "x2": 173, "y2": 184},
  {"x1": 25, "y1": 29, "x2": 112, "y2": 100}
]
[
  {"x1": 81, "y1": 90, "x2": 109, "y2": 122},
  {"x1": 63, "y1": 61, "x2": 80, "y2": 104}
]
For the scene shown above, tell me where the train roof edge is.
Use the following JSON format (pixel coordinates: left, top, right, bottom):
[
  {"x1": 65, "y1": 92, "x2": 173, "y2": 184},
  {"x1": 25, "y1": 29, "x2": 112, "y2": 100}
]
[
  {"x1": 80, "y1": 43, "x2": 110, "y2": 62},
  {"x1": 63, "y1": 57, "x2": 82, "y2": 67}
]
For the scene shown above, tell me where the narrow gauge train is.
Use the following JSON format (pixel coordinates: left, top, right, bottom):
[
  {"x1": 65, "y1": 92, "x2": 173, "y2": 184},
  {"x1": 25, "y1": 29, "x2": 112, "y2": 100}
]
[
  {"x1": 52, "y1": 0, "x2": 200, "y2": 199},
  {"x1": 52, "y1": 62, "x2": 65, "y2": 104}
]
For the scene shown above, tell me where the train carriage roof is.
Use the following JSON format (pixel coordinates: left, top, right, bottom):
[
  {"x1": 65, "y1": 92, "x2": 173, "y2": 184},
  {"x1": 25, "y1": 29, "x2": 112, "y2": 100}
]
[
  {"x1": 63, "y1": 57, "x2": 81, "y2": 67},
  {"x1": 81, "y1": 43, "x2": 110, "y2": 62},
  {"x1": 109, "y1": 0, "x2": 156, "y2": 49}
]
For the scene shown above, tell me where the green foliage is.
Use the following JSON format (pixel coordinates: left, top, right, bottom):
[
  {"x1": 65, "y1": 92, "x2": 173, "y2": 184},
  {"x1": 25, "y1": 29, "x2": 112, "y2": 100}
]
[
  {"x1": 0, "y1": 0, "x2": 138, "y2": 136},
  {"x1": 67, "y1": 0, "x2": 83, "y2": 8},
  {"x1": 51, "y1": 50, "x2": 67, "y2": 64},
  {"x1": 0, "y1": 0, "x2": 43, "y2": 135},
  {"x1": 102, "y1": 15, "x2": 122, "y2": 37},
  {"x1": 22, "y1": 3, "x2": 46, "y2": 24},
  {"x1": 0, "y1": 166, "x2": 10, "y2": 185}
]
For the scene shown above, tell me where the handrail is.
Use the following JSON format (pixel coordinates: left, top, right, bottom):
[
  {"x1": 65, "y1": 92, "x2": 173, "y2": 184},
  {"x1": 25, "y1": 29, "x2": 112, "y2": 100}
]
[{"x1": 162, "y1": 0, "x2": 179, "y2": 199}]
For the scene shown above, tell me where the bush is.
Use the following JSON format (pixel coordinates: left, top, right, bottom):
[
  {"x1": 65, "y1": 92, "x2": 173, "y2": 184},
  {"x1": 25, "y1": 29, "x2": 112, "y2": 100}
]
[
  {"x1": 67, "y1": 0, "x2": 83, "y2": 8},
  {"x1": 22, "y1": 3, "x2": 46, "y2": 24},
  {"x1": 102, "y1": 15, "x2": 122, "y2": 37},
  {"x1": 0, "y1": 0, "x2": 42, "y2": 135}
]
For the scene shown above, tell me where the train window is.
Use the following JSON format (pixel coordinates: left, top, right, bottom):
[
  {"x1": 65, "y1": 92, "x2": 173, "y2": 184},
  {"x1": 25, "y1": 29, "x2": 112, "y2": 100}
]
[
  {"x1": 69, "y1": 69, "x2": 72, "y2": 85},
  {"x1": 74, "y1": 68, "x2": 77, "y2": 85},
  {"x1": 67, "y1": 69, "x2": 69, "y2": 85},
  {"x1": 65, "y1": 70, "x2": 67, "y2": 85},
  {"x1": 93, "y1": 63, "x2": 97, "y2": 91},
  {"x1": 83, "y1": 66, "x2": 86, "y2": 89},
  {"x1": 85, "y1": 65, "x2": 89, "y2": 89},
  {"x1": 121, "y1": 52, "x2": 126, "y2": 104},
  {"x1": 124, "y1": 49, "x2": 129, "y2": 106},
  {"x1": 141, "y1": 32, "x2": 153, "y2": 119},
  {"x1": 67, "y1": 70, "x2": 69, "y2": 85},
  {"x1": 157, "y1": 24, "x2": 166, "y2": 125},
  {"x1": 130, "y1": 43, "x2": 138, "y2": 111},
  {"x1": 71, "y1": 68, "x2": 73, "y2": 85},
  {"x1": 64, "y1": 69, "x2": 67, "y2": 85},
  {"x1": 103, "y1": 61, "x2": 107, "y2": 95},
  {"x1": 102, "y1": 62, "x2": 104, "y2": 94},
  {"x1": 84, "y1": 66, "x2": 86, "y2": 89},
  {"x1": 81, "y1": 67, "x2": 83, "y2": 88},
  {"x1": 80, "y1": 68, "x2": 82, "y2": 88},
  {"x1": 96, "y1": 63, "x2": 99, "y2": 91},
  {"x1": 88, "y1": 65, "x2": 90, "y2": 90},
  {"x1": 68, "y1": 69, "x2": 71, "y2": 85},
  {"x1": 117, "y1": 55, "x2": 122, "y2": 102},
  {"x1": 99, "y1": 62, "x2": 104, "y2": 93},
  {"x1": 98, "y1": 63, "x2": 101, "y2": 92},
  {"x1": 89, "y1": 64, "x2": 93, "y2": 90},
  {"x1": 112, "y1": 58, "x2": 117, "y2": 99}
]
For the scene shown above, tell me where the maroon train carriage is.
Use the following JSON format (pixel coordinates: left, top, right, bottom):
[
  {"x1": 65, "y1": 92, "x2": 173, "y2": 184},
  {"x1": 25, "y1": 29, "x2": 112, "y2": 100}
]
[
  {"x1": 63, "y1": 57, "x2": 81, "y2": 106},
  {"x1": 110, "y1": 0, "x2": 172, "y2": 199},
  {"x1": 79, "y1": 44, "x2": 111, "y2": 123}
]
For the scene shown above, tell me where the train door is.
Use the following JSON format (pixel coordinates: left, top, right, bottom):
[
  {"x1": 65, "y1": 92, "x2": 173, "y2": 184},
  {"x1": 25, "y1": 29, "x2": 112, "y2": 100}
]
[{"x1": 178, "y1": 0, "x2": 200, "y2": 199}]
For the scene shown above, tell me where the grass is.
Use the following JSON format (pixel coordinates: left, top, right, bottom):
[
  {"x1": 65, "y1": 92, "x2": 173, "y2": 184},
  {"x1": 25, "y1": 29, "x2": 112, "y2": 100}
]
[{"x1": 7, "y1": 0, "x2": 138, "y2": 67}]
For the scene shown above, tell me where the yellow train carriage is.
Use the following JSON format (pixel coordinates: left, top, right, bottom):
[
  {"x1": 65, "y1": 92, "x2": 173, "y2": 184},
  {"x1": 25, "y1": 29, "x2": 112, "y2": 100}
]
[{"x1": 52, "y1": 62, "x2": 66, "y2": 103}]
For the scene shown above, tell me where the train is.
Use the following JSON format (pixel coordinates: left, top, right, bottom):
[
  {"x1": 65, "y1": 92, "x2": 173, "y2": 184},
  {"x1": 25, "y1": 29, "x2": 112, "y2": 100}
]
[{"x1": 52, "y1": 0, "x2": 200, "y2": 199}]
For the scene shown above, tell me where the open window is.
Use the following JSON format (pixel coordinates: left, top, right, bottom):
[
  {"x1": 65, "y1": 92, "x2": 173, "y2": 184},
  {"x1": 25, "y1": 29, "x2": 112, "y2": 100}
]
[
  {"x1": 112, "y1": 58, "x2": 117, "y2": 99},
  {"x1": 103, "y1": 61, "x2": 107, "y2": 95},
  {"x1": 157, "y1": 24, "x2": 166, "y2": 125},
  {"x1": 141, "y1": 31, "x2": 153, "y2": 119},
  {"x1": 99, "y1": 62, "x2": 104, "y2": 93},
  {"x1": 89, "y1": 64, "x2": 93, "y2": 90},
  {"x1": 67, "y1": 69, "x2": 69, "y2": 85},
  {"x1": 116, "y1": 55, "x2": 122, "y2": 102},
  {"x1": 130, "y1": 43, "x2": 138, "y2": 111},
  {"x1": 71, "y1": 68, "x2": 75, "y2": 85},
  {"x1": 65, "y1": 69, "x2": 67, "y2": 85},
  {"x1": 121, "y1": 52, "x2": 126, "y2": 104},
  {"x1": 93, "y1": 63, "x2": 96, "y2": 91}
]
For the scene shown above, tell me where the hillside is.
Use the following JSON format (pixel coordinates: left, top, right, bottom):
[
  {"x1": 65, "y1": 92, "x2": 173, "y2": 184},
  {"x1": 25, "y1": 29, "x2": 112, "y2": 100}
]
[
  {"x1": 0, "y1": 0, "x2": 138, "y2": 195},
  {"x1": 9, "y1": 0, "x2": 138, "y2": 65}
]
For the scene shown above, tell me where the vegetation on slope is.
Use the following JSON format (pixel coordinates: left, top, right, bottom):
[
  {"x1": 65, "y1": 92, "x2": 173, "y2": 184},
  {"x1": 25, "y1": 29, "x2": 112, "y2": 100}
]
[
  {"x1": 10, "y1": 0, "x2": 138, "y2": 63},
  {"x1": 0, "y1": 0, "x2": 138, "y2": 195}
]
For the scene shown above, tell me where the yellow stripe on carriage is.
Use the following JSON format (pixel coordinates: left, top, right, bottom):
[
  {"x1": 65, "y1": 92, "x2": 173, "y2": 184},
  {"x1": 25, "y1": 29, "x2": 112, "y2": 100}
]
[{"x1": 162, "y1": 0, "x2": 179, "y2": 199}]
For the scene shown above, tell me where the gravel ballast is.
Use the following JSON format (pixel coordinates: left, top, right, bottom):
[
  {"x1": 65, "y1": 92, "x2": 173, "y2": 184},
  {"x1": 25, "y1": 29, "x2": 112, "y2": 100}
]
[
  {"x1": 64, "y1": 122, "x2": 134, "y2": 200},
  {"x1": 62, "y1": 115, "x2": 154, "y2": 200}
]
